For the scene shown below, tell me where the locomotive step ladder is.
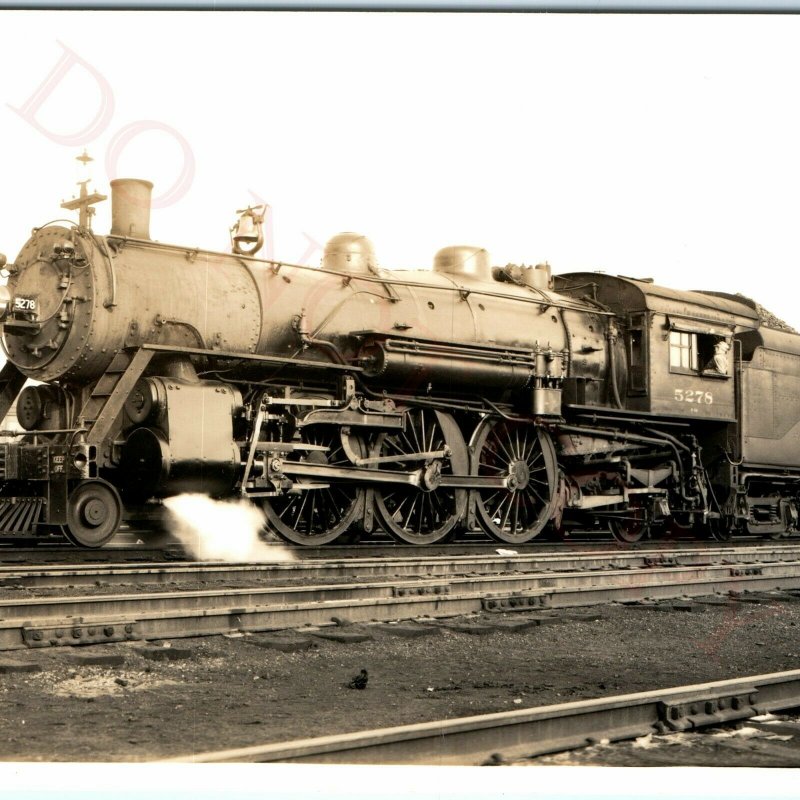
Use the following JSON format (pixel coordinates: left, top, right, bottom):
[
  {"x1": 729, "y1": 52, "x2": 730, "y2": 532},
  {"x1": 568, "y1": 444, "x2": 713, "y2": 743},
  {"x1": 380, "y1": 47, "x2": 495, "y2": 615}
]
[{"x1": 78, "y1": 348, "x2": 155, "y2": 446}]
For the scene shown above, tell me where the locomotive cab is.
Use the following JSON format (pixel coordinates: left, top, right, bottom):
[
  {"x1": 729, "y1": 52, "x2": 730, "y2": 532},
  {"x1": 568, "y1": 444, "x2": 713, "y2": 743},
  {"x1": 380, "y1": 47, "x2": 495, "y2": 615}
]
[{"x1": 554, "y1": 273, "x2": 760, "y2": 422}]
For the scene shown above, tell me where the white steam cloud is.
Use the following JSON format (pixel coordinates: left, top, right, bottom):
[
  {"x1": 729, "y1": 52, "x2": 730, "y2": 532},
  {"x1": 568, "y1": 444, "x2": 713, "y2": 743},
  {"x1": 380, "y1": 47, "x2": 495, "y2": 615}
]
[{"x1": 163, "y1": 493, "x2": 295, "y2": 563}]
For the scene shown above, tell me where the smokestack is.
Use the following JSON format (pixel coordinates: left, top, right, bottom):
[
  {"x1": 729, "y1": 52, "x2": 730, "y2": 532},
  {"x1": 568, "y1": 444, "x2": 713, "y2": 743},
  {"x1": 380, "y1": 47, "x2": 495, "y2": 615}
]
[{"x1": 110, "y1": 178, "x2": 153, "y2": 239}]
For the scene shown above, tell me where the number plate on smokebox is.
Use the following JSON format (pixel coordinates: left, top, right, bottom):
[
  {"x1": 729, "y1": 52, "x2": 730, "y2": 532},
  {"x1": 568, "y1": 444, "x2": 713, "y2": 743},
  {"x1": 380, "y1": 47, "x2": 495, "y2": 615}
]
[{"x1": 13, "y1": 296, "x2": 37, "y2": 313}]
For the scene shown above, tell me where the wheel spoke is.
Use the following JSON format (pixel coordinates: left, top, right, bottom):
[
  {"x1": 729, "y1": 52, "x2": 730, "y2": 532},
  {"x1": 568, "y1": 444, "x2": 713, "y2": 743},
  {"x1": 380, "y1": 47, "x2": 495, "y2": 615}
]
[
  {"x1": 307, "y1": 492, "x2": 317, "y2": 533},
  {"x1": 492, "y1": 492, "x2": 510, "y2": 518},
  {"x1": 330, "y1": 486, "x2": 347, "y2": 508},
  {"x1": 509, "y1": 493, "x2": 520, "y2": 533},
  {"x1": 493, "y1": 435, "x2": 514, "y2": 464},
  {"x1": 384, "y1": 438, "x2": 406, "y2": 454},
  {"x1": 481, "y1": 444, "x2": 506, "y2": 464},
  {"x1": 481, "y1": 489, "x2": 502, "y2": 507},
  {"x1": 278, "y1": 497, "x2": 298, "y2": 522},
  {"x1": 519, "y1": 490, "x2": 536, "y2": 522},
  {"x1": 527, "y1": 450, "x2": 543, "y2": 469},
  {"x1": 500, "y1": 494, "x2": 514, "y2": 530},
  {"x1": 409, "y1": 412, "x2": 423, "y2": 453},
  {"x1": 294, "y1": 493, "x2": 310, "y2": 531},
  {"x1": 403, "y1": 494, "x2": 419, "y2": 530}
]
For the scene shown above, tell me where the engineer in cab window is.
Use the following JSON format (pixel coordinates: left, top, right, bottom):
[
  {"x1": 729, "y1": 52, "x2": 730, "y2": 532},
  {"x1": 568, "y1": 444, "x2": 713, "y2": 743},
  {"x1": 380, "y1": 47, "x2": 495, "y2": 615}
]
[{"x1": 707, "y1": 338, "x2": 730, "y2": 375}]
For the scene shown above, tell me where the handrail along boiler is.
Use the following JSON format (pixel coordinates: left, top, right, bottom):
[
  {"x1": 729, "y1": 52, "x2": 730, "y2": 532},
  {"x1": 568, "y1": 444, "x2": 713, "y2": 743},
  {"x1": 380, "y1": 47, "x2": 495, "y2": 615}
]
[{"x1": 0, "y1": 178, "x2": 797, "y2": 547}]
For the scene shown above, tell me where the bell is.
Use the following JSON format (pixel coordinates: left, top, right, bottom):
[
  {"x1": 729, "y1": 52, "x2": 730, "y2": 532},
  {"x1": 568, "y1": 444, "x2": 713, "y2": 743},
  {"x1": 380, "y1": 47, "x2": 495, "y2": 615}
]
[
  {"x1": 233, "y1": 210, "x2": 258, "y2": 244},
  {"x1": 231, "y1": 206, "x2": 266, "y2": 256}
]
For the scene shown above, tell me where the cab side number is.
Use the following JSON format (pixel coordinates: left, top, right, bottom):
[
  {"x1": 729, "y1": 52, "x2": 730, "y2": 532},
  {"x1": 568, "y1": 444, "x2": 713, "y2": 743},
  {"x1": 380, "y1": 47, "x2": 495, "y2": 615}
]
[{"x1": 674, "y1": 388, "x2": 713, "y2": 404}]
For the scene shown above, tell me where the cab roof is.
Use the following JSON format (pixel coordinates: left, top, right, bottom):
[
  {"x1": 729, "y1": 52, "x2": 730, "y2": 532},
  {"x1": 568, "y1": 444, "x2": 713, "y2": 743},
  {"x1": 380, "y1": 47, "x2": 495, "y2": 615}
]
[{"x1": 554, "y1": 272, "x2": 760, "y2": 328}]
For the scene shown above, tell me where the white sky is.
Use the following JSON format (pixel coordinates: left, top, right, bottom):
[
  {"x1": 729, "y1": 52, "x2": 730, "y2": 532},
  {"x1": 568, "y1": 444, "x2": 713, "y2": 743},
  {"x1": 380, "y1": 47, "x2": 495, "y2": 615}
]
[{"x1": 1, "y1": 11, "x2": 799, "y2": 328}]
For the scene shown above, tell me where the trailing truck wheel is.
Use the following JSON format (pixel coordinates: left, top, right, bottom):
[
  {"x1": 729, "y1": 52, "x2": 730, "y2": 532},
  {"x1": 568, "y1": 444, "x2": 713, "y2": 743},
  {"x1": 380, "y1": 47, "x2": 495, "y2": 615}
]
[
  {"x1": 609, "y1": 503, "x2": 651, "y2": 544},
  {"x1": 472, "y1": 420, "x2": 558, "y2": 544},
  {"x1": 63, "y1": 480, "x2": 123, "y2": 548},
  {"x1": 707, "y1": 514, "x2": 734, "y2": 542}
]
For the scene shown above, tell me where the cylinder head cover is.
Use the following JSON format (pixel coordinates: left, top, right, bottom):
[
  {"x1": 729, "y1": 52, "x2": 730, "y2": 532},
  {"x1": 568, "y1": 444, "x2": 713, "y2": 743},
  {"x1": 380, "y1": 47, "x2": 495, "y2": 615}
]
[
  {"x1": 433, "y1": 245, "x2": 492, "y2": 282},
  {"x1": 124, "y1": 377, "x2": 167, "y2": 425},
  {"x1": 110, "y1": 178, "x2": 153, "y2": 239},
  {"x1": 321, "y1": 232, "x2": 377, "y2": 274}
]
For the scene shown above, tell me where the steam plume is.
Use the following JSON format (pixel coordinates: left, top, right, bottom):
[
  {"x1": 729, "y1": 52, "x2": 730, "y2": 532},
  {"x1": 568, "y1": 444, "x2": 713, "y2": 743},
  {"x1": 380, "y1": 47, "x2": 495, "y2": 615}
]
[{"x1": 163, "y1": 493, "x2": 295, "y2": 563}]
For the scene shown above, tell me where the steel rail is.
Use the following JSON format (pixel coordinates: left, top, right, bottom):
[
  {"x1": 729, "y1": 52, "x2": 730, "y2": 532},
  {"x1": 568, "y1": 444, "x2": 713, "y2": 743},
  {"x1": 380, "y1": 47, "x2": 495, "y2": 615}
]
[
  {"x1": 2, "y1": 559, "x2": 800, "y2": 650},
  {"x1": 161, "y1": 669, "x2": 800, "y2": 764},
  {"x1": 1, "y1": 544, "x2": 800, "y2": 590},
  {"x1": 0, "y1": 536, "x2": 786, "y2": 564},
  {"x1": 3, "y1": 559, "x2": 800, "y2": 620}
]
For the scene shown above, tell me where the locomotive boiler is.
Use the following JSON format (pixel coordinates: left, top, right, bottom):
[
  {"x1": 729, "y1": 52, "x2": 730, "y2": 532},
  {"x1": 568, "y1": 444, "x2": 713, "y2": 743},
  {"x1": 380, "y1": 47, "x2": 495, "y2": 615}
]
[{"x1": 0, "y1": 176, "x2": 797, "y2": 548}]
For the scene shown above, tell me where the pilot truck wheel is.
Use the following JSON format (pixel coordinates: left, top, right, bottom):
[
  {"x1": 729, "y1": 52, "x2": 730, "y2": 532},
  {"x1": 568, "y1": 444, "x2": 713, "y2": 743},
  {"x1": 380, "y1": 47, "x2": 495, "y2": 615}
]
[{"x1": 62, "y1": 479, "x2": 123, "y2": 548}]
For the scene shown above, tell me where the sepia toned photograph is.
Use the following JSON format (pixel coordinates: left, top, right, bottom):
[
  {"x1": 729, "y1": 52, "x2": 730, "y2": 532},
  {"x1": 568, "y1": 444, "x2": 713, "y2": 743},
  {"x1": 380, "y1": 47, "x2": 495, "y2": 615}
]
[{"x1": 0, "y1": 8, "x2": 799, "y2": 794}]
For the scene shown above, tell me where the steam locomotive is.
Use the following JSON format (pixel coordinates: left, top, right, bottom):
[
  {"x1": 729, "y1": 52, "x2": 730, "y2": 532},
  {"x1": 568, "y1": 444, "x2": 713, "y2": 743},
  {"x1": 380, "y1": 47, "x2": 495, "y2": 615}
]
[{"x1": 0, "y1": 177, "x2": 797, "y2": 547}]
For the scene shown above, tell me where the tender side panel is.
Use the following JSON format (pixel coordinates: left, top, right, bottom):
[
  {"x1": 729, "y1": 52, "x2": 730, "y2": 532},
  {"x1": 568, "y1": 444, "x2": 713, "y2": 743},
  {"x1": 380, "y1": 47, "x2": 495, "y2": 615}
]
[{"x1": 741, "y1": 347, "x2": 800, "y2": 467}]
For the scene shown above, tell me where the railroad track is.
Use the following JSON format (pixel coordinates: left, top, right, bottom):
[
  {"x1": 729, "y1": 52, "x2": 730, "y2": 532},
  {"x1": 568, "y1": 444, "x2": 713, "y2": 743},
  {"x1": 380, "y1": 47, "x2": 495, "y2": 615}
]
[
  {"x1": 1, "y1": 543, "x2": 800, "y2": 590},
  {"x1": 0, "y1": 534, "x2": 785, "y2": 565},
  {"x1": 1, "y1": 545, "x2": 800, "y2": 650},
  {"x1": 162, "y1": 669, "x2": 800, "y2": 765}
]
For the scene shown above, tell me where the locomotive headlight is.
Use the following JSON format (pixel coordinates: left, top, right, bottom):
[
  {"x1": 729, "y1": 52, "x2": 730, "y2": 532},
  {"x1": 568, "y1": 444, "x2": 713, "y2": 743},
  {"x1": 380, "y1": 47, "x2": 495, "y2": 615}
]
[{"x1": 0, "y1": 284, "x2": 11, "y2": 321}]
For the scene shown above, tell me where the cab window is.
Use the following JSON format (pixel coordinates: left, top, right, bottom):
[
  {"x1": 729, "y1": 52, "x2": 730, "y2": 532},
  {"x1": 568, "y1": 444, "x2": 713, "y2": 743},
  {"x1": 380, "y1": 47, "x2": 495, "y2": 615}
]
[
  {"x1": 669, "y1": 330, "x2": 730, "y2": 376},
  {"x1": 669, "y1": 331, "x2": 698, "y2": 371}
]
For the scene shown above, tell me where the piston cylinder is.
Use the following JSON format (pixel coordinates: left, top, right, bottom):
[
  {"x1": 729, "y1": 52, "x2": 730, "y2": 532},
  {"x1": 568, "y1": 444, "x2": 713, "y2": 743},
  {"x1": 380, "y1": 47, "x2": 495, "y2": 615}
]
[{"x1": 120, "y1": 378, "x2": 242, "y2": 498}]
